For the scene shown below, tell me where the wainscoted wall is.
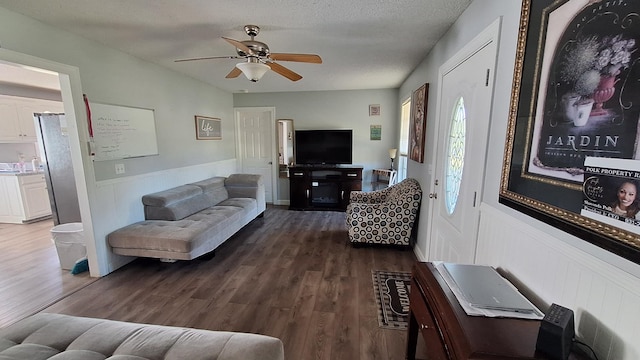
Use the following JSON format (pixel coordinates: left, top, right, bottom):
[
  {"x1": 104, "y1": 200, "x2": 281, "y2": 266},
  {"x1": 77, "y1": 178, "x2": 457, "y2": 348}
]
[
  {"x1": 476, "y1": 204, "x2": 639, "y2": 360},
  {"x1": 91, "y1": 159, "x2": 237, "y2": 275}
]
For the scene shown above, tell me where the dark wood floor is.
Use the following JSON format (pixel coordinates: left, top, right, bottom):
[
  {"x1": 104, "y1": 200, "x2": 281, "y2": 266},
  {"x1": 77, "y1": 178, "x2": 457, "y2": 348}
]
[
  {"x1": 0, "y1": 218, "x2": 95, "y2": 328},
  {"x1": 42, "y1": 206, "x2": 420, "y2": 360}
]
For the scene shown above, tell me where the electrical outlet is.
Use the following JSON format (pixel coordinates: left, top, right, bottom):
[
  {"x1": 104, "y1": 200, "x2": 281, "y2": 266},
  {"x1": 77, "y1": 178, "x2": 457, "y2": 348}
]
[{"x1": 115, "y1": 163, "x2": 125, "y2": 174}]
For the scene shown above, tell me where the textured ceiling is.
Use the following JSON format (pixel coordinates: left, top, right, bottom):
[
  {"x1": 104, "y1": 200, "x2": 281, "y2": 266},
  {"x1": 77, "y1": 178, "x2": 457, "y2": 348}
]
[{"x1": 0, "y1": 0, "x2": 472, "y2": 93}]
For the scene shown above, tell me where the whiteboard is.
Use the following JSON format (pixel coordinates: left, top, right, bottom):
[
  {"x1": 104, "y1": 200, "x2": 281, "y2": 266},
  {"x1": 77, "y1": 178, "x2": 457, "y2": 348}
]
[{"x1": 91, "y1": 102, "x2": 158, "y2": 161}]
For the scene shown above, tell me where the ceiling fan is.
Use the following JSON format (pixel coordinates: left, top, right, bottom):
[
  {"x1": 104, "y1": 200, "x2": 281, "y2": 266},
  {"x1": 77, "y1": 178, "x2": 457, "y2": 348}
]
[{"x1": 175, "y1": 25, "x2": 322, "y2": 82}]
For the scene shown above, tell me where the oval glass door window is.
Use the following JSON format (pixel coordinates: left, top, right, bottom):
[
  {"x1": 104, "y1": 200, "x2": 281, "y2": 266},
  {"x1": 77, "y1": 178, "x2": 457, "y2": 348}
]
[{"x1": 445, "y1": 97, "x2": 466, "y2": 214}]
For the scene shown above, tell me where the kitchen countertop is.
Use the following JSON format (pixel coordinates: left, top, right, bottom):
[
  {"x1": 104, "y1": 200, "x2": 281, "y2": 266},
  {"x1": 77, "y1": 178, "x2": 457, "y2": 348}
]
[{"x1": 0, "y1": 171, "x2": 45, "y2": 176}]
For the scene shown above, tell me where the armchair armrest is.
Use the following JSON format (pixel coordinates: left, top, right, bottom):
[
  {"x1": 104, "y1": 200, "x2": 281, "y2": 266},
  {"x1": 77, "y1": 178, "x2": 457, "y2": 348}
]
[
  {"x1": 349, "y1": 191, "x2": 368, "y2": 203},
  {"x1": 346, "y1": 178, "x2": 422, "y2": 246}
]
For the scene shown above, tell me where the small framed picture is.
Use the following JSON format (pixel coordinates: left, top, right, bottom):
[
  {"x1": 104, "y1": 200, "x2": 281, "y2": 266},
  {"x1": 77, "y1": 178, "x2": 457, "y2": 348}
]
[
  {"x1": 369, "y1": 104, "x2": 381, "y2": 116},
  {"x1": 195, "y1": 116, "x2": 221, "y2": 140},
  {"x1": 370, "y1": 125, "x2": 381, "y2": 140}
]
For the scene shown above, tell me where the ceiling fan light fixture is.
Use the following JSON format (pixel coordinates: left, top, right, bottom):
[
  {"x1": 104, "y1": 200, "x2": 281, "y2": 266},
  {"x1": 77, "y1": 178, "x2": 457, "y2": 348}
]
[{"x1": 236, "y1": 62, "x2": 270, "y2": 82}]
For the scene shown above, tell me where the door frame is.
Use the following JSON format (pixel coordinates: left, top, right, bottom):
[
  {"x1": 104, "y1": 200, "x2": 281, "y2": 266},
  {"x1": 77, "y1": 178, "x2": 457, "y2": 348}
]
[
  {"x1": 234, "y1": 107, "x2": 278, "y2": 204},
  {"x1": 423, "y1": 18, "x2": 501, "y2": 262},
  {"x1": 0, "y1": 47, "x2": 99, "y2": 275}
]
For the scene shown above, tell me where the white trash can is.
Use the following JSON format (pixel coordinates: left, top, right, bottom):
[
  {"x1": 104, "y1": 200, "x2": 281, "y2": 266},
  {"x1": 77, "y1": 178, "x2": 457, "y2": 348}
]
[{"x1": 51, "y1": 222, "x2": 86, "y2": 270}]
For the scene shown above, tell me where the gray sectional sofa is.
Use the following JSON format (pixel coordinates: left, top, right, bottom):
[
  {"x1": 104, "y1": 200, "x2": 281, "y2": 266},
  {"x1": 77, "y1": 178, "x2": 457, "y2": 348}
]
[
  {"x1": 108, "y1": 174, "x2": 265, "y2": 261},
  {"x1": 0, "y1": 313, "x2": 284, "y2": 360}
]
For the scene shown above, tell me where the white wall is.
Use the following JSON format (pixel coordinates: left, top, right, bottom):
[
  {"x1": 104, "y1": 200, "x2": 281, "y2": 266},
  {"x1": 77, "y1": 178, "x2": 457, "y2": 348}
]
[
  {"x1": 0, "y1": 6, "x2": 237, "y2": 276},
  {"x1": 400, "y1": 1, "x2": 640, "y2": 359},
  {"x1": 234, "y1": 89, "x2": 399, "y2": 200},
  {"x1": 0, "y1": 6, "x2": 235, "y2": 182}
]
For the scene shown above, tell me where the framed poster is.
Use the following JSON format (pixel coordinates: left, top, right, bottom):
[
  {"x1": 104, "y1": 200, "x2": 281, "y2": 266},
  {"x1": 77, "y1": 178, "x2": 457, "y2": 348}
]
[
  {"x1": 369, "y1": 104, "x2": 381, "y2": 116},
  {"x1": 409, "y1": 83, "x2": 429, "y2": 163},
  {"x1": 500, "y1": 0, "x2": 640, "y2": 264},
  {"x1": 370, "y1": 125, "x2": 382, "y2": 140},
  {"x1": 195, "y1": 115, "x2": 221, "y2": 140}
]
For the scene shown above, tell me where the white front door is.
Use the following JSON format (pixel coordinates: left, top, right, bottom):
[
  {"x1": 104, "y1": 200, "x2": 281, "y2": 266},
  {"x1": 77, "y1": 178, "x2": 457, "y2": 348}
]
[
  {"x1": 235, "y1": 107, "x2": 276, "y2": 203},
  {"x1": 427, "y1": 20, "x2": 499, "y2": 264}
]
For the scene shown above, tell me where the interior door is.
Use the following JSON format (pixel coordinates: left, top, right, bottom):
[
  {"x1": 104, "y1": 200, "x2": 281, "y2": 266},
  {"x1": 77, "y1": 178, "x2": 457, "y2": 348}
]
[
  {"x1": 427, "y1": 22, "x2": 499, "y2": 264},
  {"x1": 235, "y1": 107, "x2": 275, "y2": 203}
]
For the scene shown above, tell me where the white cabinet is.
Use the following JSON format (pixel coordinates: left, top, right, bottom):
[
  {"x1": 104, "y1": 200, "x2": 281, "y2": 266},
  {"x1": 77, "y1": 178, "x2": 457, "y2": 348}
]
[
  {"x1": 20, "y1": 174, "x2": 52, "y2": 220},
  {"x1": 0, "y1": 95, "x2": 64, "y2": 143},
  {"x1": 0, "y1": 174, "x2": 51, "y2": 223},
  {"x1": 0, "y1": 176, "x2": 24, "y2": 221},
  {"x1": 0, "y1": 102, "x2": 21, "y2": 141}
]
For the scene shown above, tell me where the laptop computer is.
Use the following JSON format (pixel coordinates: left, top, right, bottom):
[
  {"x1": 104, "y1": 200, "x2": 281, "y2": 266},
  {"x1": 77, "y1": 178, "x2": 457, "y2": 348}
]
[{"x1": 442, "y1": 263, "x2": 535, "y2": 314}]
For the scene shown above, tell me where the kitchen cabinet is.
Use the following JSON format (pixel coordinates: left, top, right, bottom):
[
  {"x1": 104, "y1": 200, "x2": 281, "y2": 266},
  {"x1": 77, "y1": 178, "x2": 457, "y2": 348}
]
[
  {"x1": 0, "y1": 95, "x2": 64, "y2": 142},
  {"x1": 0, "y1": 174, "x2": 52, "y2": 223},
  {"x1": 0, "y1": 101, "x2": 21, "y2": 141}
]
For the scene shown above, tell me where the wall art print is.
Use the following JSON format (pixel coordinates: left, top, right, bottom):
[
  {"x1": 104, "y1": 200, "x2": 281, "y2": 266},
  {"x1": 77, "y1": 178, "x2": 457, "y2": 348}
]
[
  {"x1": 195, "y1": 115, "x2": 221, "y2": 140},
  {"x1": 500, "y1": 0, "x2": 640, "y2": 265},
  {"x1": 409, "y1": 83, "x2": 429, "y2": 163},
  {"x1": 529, "y1": 0, "x2": 640, "y2": 184}
]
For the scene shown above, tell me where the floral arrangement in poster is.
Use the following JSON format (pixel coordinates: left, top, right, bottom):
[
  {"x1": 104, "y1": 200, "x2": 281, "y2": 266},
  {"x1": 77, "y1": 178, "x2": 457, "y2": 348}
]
[
  {"x1": 527, "y1": 1, "x2": 640, "y2": 183},
  {"x1": 559, "y1": 34, "x2": 635, "y2": 121}
]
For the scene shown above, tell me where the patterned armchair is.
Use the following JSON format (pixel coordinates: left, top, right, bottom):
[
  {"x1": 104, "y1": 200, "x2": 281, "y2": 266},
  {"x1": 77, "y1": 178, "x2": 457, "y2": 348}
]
[{"x1": 346, "y1": 178, "x2": 422, "y2": 246}]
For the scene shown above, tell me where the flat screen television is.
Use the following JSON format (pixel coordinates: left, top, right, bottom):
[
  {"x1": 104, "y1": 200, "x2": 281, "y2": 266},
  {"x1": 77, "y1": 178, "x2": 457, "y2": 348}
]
[{"x1": 295, "y1": 129, "x2": 353, "y2": 165}]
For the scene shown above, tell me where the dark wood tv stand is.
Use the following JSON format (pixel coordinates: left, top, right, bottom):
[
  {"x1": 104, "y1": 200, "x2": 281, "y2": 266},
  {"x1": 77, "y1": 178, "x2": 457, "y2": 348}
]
[
  {"x1": 289, "y1": 165, "x2": 363, "y2": 211},
  {"x1": 407, "y1": 262, "x2": 590, "y2": 359}
]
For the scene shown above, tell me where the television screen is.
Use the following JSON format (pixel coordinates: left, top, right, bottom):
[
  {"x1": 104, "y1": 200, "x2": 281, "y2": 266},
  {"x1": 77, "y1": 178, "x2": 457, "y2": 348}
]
[{"x1": 295, "y1": 129, "x2": 353, "y2": 165}]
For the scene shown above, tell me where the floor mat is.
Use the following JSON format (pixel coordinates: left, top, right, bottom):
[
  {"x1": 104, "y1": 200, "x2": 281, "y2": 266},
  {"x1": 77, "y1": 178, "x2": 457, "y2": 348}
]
[{"x1": 372, "y1": 270, "x2": 412, "y2": 329}]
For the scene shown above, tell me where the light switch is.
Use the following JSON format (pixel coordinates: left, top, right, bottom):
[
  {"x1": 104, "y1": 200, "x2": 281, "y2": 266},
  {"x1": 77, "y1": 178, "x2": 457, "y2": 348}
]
[{"x1": 115, "y1": 163, "x2": 125, "y2": 174}]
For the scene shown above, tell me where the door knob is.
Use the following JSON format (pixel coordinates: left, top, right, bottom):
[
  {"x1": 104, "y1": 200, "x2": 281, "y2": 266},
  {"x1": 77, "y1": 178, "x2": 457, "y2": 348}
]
[{"x1": 429, "y1": 193, "x2": 437, "y2": 199}]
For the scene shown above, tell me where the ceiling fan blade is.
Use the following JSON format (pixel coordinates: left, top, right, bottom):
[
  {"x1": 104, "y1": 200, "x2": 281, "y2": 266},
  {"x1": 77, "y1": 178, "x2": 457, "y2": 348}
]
[
  {"x1": 225, "y1": 67, "x2": 242, "y2": 78},
  {"x1": 175, "y1": 55, "x2": 240, "y2": 62},
  {"x1": 270, "y1": 53, "x2": 322, "y2": 64},
  {"x1": 222, "y1": 37, "x2": 252, "y2": 54},
  {"x1": 268, "y1": 62, "x2": 303, "y2": 81}
]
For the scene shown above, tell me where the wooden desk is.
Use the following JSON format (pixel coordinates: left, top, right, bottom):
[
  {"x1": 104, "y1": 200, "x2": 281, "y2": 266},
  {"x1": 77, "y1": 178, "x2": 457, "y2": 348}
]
[
  {"x1": 406, "y1": 262, "x2": 589, "y2": 360},
  {"x1": 372, "y1": 168, "x2": 397, "y2": 190}
]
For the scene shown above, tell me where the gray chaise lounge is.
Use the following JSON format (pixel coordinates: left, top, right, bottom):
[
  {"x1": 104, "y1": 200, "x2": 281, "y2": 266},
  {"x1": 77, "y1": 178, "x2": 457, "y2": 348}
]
[{"x1": 108, "y1": 174, "x2": 265, "y2": 261}]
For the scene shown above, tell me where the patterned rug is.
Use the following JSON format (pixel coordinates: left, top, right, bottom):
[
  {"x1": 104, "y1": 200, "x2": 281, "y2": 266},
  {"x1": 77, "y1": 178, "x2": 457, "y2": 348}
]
[{"x1": 372, "y1": 270, "x2": 412, "y2": 330}]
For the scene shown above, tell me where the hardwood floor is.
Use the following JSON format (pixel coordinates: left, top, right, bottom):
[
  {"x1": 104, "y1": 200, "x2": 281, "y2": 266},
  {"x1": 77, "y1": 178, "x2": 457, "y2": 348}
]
[
  {"x1": 0, "y1": 218, "x2": 95, "y2": 328},
  {"x1": 42, "y1": 206, "x2": 420, "y2": 360}
]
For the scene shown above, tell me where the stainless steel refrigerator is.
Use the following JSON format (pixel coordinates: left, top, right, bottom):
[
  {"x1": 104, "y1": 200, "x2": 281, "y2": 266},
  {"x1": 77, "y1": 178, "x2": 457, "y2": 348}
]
[{"x1": 35, "y1": 113, "x2": 81, "y2": 225}]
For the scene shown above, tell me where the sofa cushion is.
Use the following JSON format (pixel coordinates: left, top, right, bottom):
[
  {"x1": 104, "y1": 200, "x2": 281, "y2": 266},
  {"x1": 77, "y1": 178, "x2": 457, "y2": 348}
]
[
  {"x1": 142, "y1": 185, "x2": 200, "y2": 207},
  {"x1": 218, "y1": 198, "x2": 258, "y2": 213},
  {"x1": 190, "y1": 177, "x2": 229, "y2": 206},
  {"x1": 109, "y1": 220, "x2": 210, "y2": 254},
  {"x1": 143, "y1": 185, "x2": 211, "y2": 221},
  {"x1": 225, "y1": 174, "x2": 263, "y2": 187},
  {"x1": 0, "y1": 313, "x2": 284, "y2": 360}
]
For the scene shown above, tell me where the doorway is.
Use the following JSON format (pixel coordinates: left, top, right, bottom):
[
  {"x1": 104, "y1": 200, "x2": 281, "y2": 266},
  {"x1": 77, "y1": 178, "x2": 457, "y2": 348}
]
[
  {"x1": 426, "y1": 19, "x2": 500, "y2": 264},
  {"x1": 234, "y1": 107, "x2": 277, "y2": 203},
  {"x1": 0, "y1": 52, "x2": 96, "y2": 325}
]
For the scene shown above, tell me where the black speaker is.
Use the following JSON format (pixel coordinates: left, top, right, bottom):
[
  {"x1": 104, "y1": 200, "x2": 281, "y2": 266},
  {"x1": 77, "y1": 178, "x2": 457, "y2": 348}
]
[{"x1": 536, "y1": 303, "x2": 575, "y2": 360}]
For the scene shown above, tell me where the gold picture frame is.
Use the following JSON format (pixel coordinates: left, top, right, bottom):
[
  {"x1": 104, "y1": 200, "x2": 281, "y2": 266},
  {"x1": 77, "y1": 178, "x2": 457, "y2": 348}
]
[
  {"x1": 409, "y1": 83, "x2": 428, "y2": 163},
  {"x1": 499, "y1": 0, "x2": 640, "y2": 264}
]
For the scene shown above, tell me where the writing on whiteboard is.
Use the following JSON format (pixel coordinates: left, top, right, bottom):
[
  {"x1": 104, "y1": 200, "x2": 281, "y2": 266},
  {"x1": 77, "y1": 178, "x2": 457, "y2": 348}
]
[{"x1": 90, "y1": 103, "x2": 158, "y2": 161}]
